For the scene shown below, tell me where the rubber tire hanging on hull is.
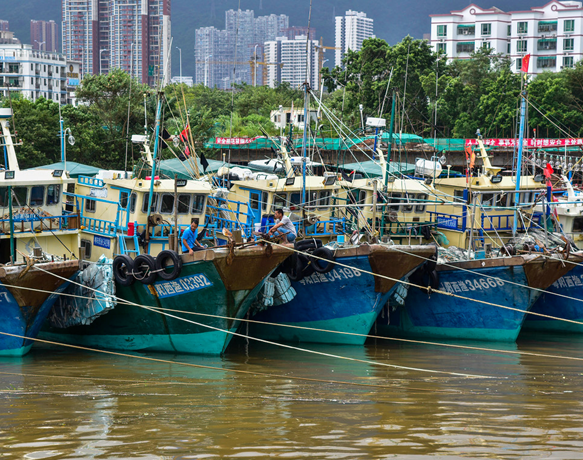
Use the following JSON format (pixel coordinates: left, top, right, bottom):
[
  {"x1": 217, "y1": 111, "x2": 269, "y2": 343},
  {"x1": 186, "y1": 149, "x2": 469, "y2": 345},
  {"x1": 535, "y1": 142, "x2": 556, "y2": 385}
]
[
  {"x1": 156, "y1": 250, "x2": 183, "y2": 281},
  {"x1": 312, "y1": 247, "x2": 335, "y2": 274},
  {"x1": 113, "y1": 255, "x2": 135, "y2": 286},
  {"x1": 133, "y1": 254, "x2": 158, "y2": 285}
]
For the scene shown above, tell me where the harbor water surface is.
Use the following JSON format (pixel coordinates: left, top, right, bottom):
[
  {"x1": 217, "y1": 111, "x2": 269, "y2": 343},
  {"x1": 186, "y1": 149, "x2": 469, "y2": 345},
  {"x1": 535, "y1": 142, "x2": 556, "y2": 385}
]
[{"x1": 2, "y1": 332, "x2": 583, "y2": 459}]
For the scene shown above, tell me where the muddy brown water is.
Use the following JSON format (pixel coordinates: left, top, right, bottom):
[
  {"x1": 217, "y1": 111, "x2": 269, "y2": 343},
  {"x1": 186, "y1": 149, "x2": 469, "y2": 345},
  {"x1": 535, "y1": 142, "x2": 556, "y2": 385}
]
[{"x1": 1, "y1": 332, "x2": 583, "y2": 459}]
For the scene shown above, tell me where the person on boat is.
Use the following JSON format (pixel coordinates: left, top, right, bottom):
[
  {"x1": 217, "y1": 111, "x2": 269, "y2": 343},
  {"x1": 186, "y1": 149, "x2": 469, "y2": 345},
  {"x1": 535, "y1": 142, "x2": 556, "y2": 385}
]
[
  {"x1": 267, "y1": 209, "x2": 297, "y2": 243},
  {"x1": 182, "y1": 219, "x2": 205, "y2": 254}
]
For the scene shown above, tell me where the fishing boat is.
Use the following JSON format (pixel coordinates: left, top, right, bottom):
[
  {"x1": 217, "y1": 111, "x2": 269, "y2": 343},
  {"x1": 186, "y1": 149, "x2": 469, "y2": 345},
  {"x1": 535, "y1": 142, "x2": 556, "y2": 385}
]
[
  {"x1": 0, "y1": 108, "x2": 80, "y2": 355},
  {"x1": 249, "y1": 243, "x2": 436, "y2": 345},
  {"x1": 40, "y1": 95, "x2": 290, "y2": 355}
]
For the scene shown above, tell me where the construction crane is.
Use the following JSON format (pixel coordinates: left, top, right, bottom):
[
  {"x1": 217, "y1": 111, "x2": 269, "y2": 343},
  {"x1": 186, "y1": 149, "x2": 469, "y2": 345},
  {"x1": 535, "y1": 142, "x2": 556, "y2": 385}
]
[
  {"x1": 195, "y1": 59, "x2": 282, "y2": 87},
  {"x1": 316, "y1": 37, "x2": 340, "y2": 70},
  {"x1": 249, "y1": 54, "x2": 283, "y2": 87}
]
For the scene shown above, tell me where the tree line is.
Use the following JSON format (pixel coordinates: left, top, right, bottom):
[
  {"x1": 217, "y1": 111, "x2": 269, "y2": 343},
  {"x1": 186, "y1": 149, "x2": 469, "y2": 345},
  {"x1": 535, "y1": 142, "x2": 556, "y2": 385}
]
[{"x1": 4, "y1": 39, "x2": 583, "y2": 170}]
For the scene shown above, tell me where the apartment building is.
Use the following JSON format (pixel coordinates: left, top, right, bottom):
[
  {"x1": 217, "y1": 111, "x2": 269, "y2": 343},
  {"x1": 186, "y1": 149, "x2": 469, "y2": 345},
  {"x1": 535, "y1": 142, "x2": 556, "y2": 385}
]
[
  {"x1": 62, "y1": 0, "x2": 171, "y2": 85},
  {"x1": 430, "y1": 1, "x2": 583, "y2": 74},
  {"x1": 334, "y1": 10, "x2": 374, "y2": 68},
  {"x1": 264, "y1": 35, "x2": 320, "y2": 90},
  {"x1": 0, "y1": 43, "x2": 66, "y2": 103},
  {"x1": 30, "y1": 20, "x2": 59, "y2": 52}
]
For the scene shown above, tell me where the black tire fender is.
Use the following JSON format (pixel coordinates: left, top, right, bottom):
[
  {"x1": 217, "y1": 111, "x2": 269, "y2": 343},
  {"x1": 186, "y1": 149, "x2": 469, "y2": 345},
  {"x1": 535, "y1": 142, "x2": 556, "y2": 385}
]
[
  {"x1": 113, "y1": 255, "x2": 135, "y2": 286},
  {"x1": 156, "y1": 250, "x2": 183, "y2": 281},
  {"x1": 294, "y1": 238, "x2": 323, "y2": 252},
  {"x1": 133, "y1": 254, "x2": 158, "y2": 285},
  {"x1": 311, "y1": 247, "x2": 335, "y2": 274}
]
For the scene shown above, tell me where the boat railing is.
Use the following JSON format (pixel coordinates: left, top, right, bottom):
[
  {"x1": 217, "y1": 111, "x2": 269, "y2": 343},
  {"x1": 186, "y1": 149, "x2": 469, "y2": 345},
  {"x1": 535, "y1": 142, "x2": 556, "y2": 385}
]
[
  {"x1": 428, "y1": 211, "x2": 466, "y2": 231},
  {"x1": 77, "y1": 175, "x2": 105, "y2": 188},
  {"x1": 205, "y1": 196, "x2": 256, "y2": 237},
  {"x1": 81, "y1": 215, "x2": 118, "y2": 236},
  {"x1": 0, "y1": 211, "x2": 79, "y2": 235},
  {"x1": 64, "y1": 192, "x2": 127, "y2": 233},
  {"x1": 299, "y1": 217, "x2": 347, "y2": 237}
]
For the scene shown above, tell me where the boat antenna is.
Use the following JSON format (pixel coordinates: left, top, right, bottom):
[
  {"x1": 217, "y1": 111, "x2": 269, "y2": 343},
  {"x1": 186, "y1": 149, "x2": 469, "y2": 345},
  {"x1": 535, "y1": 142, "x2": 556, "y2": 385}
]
[
  {"x1": 399, "y1": 41, "x2": 411, "y2": 172},
  {"x1": 124, "y1": 43, "x2": 134, "y2": 177},
  {"x1": 301, "y1": 0, "x2": 313, "y2": 216}
]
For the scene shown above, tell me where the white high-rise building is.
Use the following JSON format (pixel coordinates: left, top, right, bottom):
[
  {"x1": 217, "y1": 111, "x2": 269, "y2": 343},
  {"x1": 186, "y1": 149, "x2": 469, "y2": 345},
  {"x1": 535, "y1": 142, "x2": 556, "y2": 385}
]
[
  {"x1": 265, "y1": 35, "x2": 319, "y2": 90},
  {"x1": 430, "y1": 1, "x2": 583, "y2": 74},
  {"x1": 334, "y1": 10, "x2": 374, "y2": 68}
]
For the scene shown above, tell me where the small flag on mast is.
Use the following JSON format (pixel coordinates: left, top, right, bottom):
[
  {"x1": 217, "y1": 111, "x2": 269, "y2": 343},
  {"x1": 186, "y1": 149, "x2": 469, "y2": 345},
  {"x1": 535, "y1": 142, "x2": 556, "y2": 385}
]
[{"x1": 520, "y1": 54, "x2": 530, "y2": 73}]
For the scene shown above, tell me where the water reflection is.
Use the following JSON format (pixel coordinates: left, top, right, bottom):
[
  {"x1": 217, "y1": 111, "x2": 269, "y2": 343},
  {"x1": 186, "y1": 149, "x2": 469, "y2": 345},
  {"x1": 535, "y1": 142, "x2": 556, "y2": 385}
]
[{"x1": 0, "y1": 336, "x2": 583, "y2": 458}]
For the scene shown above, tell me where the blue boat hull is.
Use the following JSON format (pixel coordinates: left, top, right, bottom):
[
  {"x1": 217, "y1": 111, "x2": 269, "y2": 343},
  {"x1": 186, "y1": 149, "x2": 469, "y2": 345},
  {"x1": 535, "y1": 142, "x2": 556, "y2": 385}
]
[
  {"x1": 380, "y1": 263, "x2": 547, "y2": 342},
  {"x1": 0, "y1": 264, "x2": 78, "y2": 357},
  {"x1": 249, "y1": 245, "x2": 435, "y2": 345},
  {"x1": 523, "y1": 263, "x2": 583, "y2": 333}
]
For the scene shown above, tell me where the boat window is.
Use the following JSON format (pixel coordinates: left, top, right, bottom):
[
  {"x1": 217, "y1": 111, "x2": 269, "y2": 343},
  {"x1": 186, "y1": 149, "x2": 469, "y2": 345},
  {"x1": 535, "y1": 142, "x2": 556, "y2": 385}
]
[
  {"x1": 402, "y1": 193, "x2": 414, "y2": 213},
  {"x1": 289, "y1": 193, "x2": 301, "y2": 206},
  {"x1": 573, "y1": 217, "x2": 583, "y2": 232},
  {"x1": 142, "y1": 193, "x2": 158, "y2": 213},
  {"x1": 249, "y1": 191, "x2": 261, "y2": 211},
  {"x1": 320, "y1": 190, "x2": 330, "y2": 209},
  {"x1": 46, "y1": 184, "x2": 60, "y2": 205},
  {"x1": 80, "y1": 239, "x2": 92, "y2": 259},
  {"x1": 0, "y1": 188, "x2": 7, "y2": 207},
  {"x1": 415, "y1": 193, "x2": 428, "y2": 213},
  {"x1": 192, "y1": 194, "x2": 205, "y2": 214},
  {"x1": 30, "y1": 186, "x2": 45, "y2": 206},
  {"x1": 177, "y1": 194, "x2": 190, "y2": 214},
  {"x1": 358, "y1": 190, "x2": 367, "y2": 204},
  {"x1": 389, "y1": 193, "x2": 402, "y2": 211},
  {"x1": 453, "y1": 189, "x2": 465, "y2": 206},
  {"x1": 375, "y1": 191, "x2": 387, "y2": 210},
  {"x1": 130, "y1": 192, "x2": 137, "y2": 213},
  {"x1": 482, "y1": 193, "x2": 496, "y2": 207},
  {"x1": 307, "y1": 191, "x2": 318, "y2": 207},
  {"x1": 160, "y1": 194, "x2": 175, "y2": 214},
  {"x1": 272, "y1": 193, "x2": 287, "y2": 211},
  {"x1": 119, "y1": 191, "x2": 130, "y2": 209},
  {"x1": 12, "y1": 187, "x2": 27, "y2": 207},
  {"x1": 85, "y1": 198, "x2": 96, "y2": 213},
  {"x1": 496, "y1": 193, "x2": 509, "y2": 207}
]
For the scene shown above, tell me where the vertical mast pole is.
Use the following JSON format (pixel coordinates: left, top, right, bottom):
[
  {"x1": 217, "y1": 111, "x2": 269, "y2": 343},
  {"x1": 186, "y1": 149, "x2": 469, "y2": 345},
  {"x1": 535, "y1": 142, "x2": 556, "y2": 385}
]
[{"x1": 513, "y1": 90, "x2": 527, "y2": 236}]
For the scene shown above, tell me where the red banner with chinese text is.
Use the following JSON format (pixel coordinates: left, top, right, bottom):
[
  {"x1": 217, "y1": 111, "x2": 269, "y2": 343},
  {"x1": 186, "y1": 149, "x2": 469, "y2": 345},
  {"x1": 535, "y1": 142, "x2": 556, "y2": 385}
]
[{"x1": 465, "y1": 138, "x2": 583, "y2": 148}]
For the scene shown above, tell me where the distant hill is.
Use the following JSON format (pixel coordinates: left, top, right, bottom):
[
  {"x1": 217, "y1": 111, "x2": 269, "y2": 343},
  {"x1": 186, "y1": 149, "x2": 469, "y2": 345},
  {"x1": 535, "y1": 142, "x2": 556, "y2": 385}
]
[{"x1": 3, "y1": 0, "x2": 536, "y2": 80}]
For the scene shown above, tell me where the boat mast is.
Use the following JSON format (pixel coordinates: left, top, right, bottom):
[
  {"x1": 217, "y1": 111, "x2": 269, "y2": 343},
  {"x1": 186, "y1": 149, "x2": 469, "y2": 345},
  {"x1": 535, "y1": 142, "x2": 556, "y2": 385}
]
[
  {"x1": 301, "y1": 82, "x2": 309, "y2": 213},
  {"x1": 146, "y1": 93, "x2": 164, "y2": 221},
  {"x1": 384, "y1": 88, "x2": 396, "y2": 186},
  {"x1": 513, "y1": 90, "x2": 527, "y2": 236}
]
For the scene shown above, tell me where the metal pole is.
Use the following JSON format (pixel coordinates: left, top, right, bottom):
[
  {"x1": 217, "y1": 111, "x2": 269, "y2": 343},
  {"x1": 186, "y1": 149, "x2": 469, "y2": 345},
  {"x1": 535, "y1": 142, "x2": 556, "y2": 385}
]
[
  {"x1": 8, "y1": 186, "x2": 14, "y2": 263},
  {"x1": 513, "y1": 90, "x2": 527, "y2": 236},
  {"x1": 60, "y1": 116, "x2": 64, "y2": 162},
  {"x1": 384, "y1": 88, "x2": 396, "y2": 185},
  {"x1": 253, "y1": 44, "x2": 258, "y2": 87},
  {"x1": 301, "y1": 82, "x2": 309, "y2": 209},
  {"x1": 146, "y1": 94, "x2": 163, "y2": 218}
]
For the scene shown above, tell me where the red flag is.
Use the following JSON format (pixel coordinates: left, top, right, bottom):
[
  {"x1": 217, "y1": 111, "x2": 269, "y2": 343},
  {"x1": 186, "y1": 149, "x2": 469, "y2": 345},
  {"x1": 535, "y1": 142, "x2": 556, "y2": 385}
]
[
  {"x1": 180, "y1": 125, "x2": 190, "y2": 142},
  {"x1": 521, "y1": 54, "x2": 530, "y2": 73},
  {"x1": 544, "y1": 162, "x2": 554, "y2": 179}
]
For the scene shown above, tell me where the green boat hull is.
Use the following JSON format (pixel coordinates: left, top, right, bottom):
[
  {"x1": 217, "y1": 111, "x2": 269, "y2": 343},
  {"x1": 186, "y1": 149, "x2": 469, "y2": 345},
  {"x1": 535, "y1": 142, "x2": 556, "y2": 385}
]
[{"x1": 41, "y1": 258, "x2": 265, "y2": 355}]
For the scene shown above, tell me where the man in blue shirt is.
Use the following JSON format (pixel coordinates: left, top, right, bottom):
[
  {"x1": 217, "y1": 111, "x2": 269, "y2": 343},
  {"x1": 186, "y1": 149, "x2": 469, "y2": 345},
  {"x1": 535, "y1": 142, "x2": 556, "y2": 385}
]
[{"x1": 182, "y1": 220, "x2": 204, "y2": 254}]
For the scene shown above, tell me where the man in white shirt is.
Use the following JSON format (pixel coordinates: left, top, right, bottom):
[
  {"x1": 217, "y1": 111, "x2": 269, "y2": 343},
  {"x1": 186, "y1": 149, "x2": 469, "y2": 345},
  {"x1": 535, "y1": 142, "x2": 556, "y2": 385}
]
[{"x1": 267, "y1": 209, "x2": 297, "y2": 243}]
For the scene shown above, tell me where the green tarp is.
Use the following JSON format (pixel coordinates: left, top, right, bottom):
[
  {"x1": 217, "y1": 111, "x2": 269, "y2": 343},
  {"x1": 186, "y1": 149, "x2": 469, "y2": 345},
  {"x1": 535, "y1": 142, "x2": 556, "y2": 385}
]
[
  {"x1": 30, "y1": 161, "x2": 101, "y2": 178},
  {"x1": 337, "y1": 161, "x2": 416, "y2": 178}
]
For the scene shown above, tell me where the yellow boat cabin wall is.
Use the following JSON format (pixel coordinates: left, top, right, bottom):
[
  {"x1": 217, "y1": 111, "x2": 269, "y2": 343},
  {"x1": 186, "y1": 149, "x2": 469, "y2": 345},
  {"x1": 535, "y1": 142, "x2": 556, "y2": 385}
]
[
  {"x1": 72, "y1": 176, "x2": 212, "y2": 261},
  {"x1": 0, "y1": 168, "x2": 80, "y2": 264},
  {"x1": 227, "y1": 175, "x2": 346, "y2": 239}
]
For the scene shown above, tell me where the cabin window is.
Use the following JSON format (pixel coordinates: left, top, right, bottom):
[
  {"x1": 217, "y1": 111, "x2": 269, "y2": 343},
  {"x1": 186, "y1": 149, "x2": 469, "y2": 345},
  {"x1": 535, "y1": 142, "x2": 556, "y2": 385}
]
[
  {"x1": 307, "y1": 191, "x2": 318, "y2": 207},
  {"x1": 482, "y1": 193, "x2": 496, "y2": 207},
  {"x1": 30, "y1": 186, "x2": 45, "y2": 206},
  {"x1": 177, "y1": 194, "x2": 190, "y2": 214},
  {"x1": 0, "y1": 188, "x2": 7, "y2": 207},
  {"x1": 320, "y1": 190, "x2": 330, "y2": 209},
  {"x1": 415, "y1": 193, "x2": 428, "y2": 213},
  {"x1": 12, "y1": 187, "x2": 27, "y2": 207},
  {"x1": 389, "y1": 193, "x2": 402, "y2": 211},
  {"x1": 85, "y1": 198, "x2": 96, "y2": 213},
  {"x1": 289, "y1": 193, "x2": 301, "y2": 207},
  {"x1": 130, "y1": 193, "x2": 137, "y2": 213},
  {"x1": 120, "y1": 191, "x2": 130, "y2": 209},
  {"x1": 160, "y1": 194, "x2": 175, "y2": 214},
  {"x1": 142, "y1": 193, "x2": 158, "y2": 213},
  {"x1": 272, "y1": 193, "x2": 287, "y2": 211},
  {"x1": 402, "y1": 193, "x2": 414, "y2": 213},
  {"x1": 192, "y1": 194, "x2": 205, "y2": 214},
  {"x1": 249, "y1": 191, "x2": 261, "y2": 211},
  {"x1": 453, "y1": 189, "x2": 466, "y2": 206},
  {"x1": 573, "y1": 217, "x2": 583, "y2": 232},
  {"x1": 80, "y1": 239, "x2": 92, "y2": 259},
  {"x1": 46, "y1": 184, "x2": 60, "y2": 205},
  {"x1": 496, "y1": 193, "x2": 509, "y2": 207}
]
